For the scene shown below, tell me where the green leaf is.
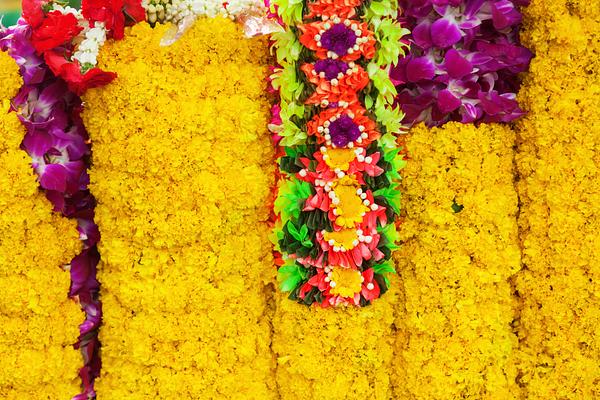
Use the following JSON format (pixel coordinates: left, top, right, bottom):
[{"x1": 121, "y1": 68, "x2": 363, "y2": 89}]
[
  {"x1": 271, "y1": 31, "x2": 302, "y2": 64},
  {"x1": 378, "y1": 222, "x2": 401, "y2": 250},
  {"x1": 276, "y1": 64, "x2": 304, "y2": 103},
  {"x1": 286, "y1": 221, "x2": 314, "y2": 249},
  {"x1": 384, "y1": 148, "x2": 407, "y2": 181},
  {"x1": 287, "y1": 221, "x2": 301, "y2": 240},
  {"x1": 369, "y1": 1, "x2": 386, "y2": 16},
  {"x1": 452, "y1": 199, "x2": 464, "y2": 213},
  {"x1": 364, "y1": 93, "x2": 374, "y2": 110},
  {"x1": 384, "y1": 148, "x2": 400, "y2": 163},
  {"x1": 374, "y1": 185, "x2": 402, "y2": 214},
  {"x1": 279, "y1": 101, "x2": 307, "y2": 146},
  {"x1": 278, "y1": 262, "x2": 308, "y2": 292},
  {"x1": 373, "y1": 261, "x2": 396, "y2": 275},
  {"x1": 273, "y1": 0, "x2": 304, "y2": 25},
  {"x1": 274, "y1": 178, "x2": 312, "y2": 221}
]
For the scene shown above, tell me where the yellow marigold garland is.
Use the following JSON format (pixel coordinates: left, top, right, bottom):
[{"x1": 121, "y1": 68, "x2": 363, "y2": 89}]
[
  {"x1": 513, "y1": 0, "x2": 600, "y2": 397},
  {"x1": 82, "y1": 19, "x2": 278, "y2": 399},
  {"x1": 0, "y1": 51, "x2": 82, "y2": 399},
  {"x1": 391, "y1": 123, "x2": 522, "y2": 399},
  {"x1": 272, "y1": 286, "x2": 398, "y2": 399}
]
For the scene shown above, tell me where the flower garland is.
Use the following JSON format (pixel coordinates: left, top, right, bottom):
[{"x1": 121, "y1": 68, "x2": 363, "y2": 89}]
[
  {"x1": 2, "y1": 0, "x2": 280, "y2": 397},
  {"x1": 513, "y1": 0, "x2": 600, "y2": 397},
  {"x1": 392, "y1": 0, "x2": 532, "y2": 127},
  {"x1": 270, "y1": 0, "x2": 409, "y2": 307},
  {"x1": 1, "y1": 18, "x2": 102, "y2": 400},
  {"x1": 81, "y1": 19, "x2": 278, "y2": 398},
  {"x1": 391, "y1": 122, "x2": 522, "y2": 398},
  {"x1": 0, "y1": 50, "x2": 83, "y2": 400}
]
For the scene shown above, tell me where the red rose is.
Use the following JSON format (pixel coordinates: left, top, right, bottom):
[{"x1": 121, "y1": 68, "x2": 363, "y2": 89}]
[
  {"x1": 45, "y1": 50, "x2": 117, "y2": 95},
  {"x1": 31, "y1": 11, "x2": 84, "y2": 54},
  {"x1": 82, "y1": 0, "x2": 145, "y2": 40}
]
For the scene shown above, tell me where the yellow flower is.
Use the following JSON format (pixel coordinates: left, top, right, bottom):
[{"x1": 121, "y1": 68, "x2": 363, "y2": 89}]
[
  {"x1": 0, "y1": 51, "x2": 82, "y2": 399},
  {"x1": 323, "y1": 228, "x2": 358, "y2": 250},
  {"x1": 391, "y1": 122, "x2": 522, "y2": 399},
  {"x1": 511, "y1": 1, "x2": 600, "y2": 398},
  {"x1": 83, "y1": 18, "x2": 278, "y2": 399},
  {"x1": 331, "y1": 176, "x2": 368, "y2": 228},
  {"x1": 322, "y1": 147, "x2": 356, "y2": 171},
  {"x1": 329, "y1": 266, "x2": 362, "y2": 297}
]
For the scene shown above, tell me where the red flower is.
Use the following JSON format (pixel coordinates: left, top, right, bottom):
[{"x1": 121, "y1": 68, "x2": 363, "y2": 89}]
[
  {"x1": 31, "y1": 11, "x2": 83, "y2": 54},
  {"x1": 361, "y1": 268, "x2": 380, "y2": 301},
  {"x1": 82, "y1": 0, "x2": 145, "y2": 40},
  {"x1": 45, "y1": 50, "x2": 117, "y2": 95},
  {"x1": 22, "y1": 0, "x2": 46, "y2": 28}
]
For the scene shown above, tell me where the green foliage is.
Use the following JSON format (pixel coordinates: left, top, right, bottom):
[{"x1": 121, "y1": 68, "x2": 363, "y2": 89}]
[
  {"x1": 271, "y1": 30, "x2": 303, "y2": 64},
  {"x1": 373, "y1": 19, "x2": 411, "y2": 66},
  {"x1": 378, "y1": 221, "x2": 401, "y2": 251},
  {"x1": 278, "y1": 261, "x2": 308, "y2": 292},
  {"x1": 287, "y1": 221, "x2": 314, "y2": 248},
  {"x1": 363, "y1": 0, "x2": 398, "y2": 20},
  {"x1": 374, "y1": 185, "x2": 402, "y2": 214},
  {"x1": 279, "y1": 101, "x2": 307, "y2": 146},
  {"x1": 273, "y1": 0, "x2": 304, "y2": 26},
  {"x1": 274, "y1": 178, "x2": 312, "y2": 221},
  {"x1": 367, "y1": 63, "x2": 397, "y2": 104},
  {"x1": 374, "y1": 97, "x2": 405, "y2": 137},
  {"x1": 373, "y1": 261, "x2": 396, "y2": 275},
  {"x1": 274, "y1": 64, "x2": 305, "y2": 103},
  {"x1": 383, "y1": 148, "x2": 407, "y2": 181}
]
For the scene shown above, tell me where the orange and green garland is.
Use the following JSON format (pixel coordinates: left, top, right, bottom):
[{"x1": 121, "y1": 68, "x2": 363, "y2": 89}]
[{"x1": 270, "y1": 0, "x2": 409, "y2": 307}]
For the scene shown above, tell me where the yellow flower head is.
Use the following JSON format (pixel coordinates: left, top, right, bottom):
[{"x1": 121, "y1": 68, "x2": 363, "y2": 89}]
[{"x1": 328, "y1": 266, "x2": 362, "y2": 298}]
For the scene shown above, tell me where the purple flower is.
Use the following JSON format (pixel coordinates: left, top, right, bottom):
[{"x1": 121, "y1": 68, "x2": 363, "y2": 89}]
[
  {"x1": 394, "y1": 0, "x2": 532, "y2": 126},
  {"x1": 314, "y1": 59, "x2": 348, "y2": 80},
  {"x1": 320, "y1": 23, "x2": 357, "y2": 56},
  {"x1": 430, "y1": 18, "x2": 462, "y2": 48},
  {"x1": 491, "y1": 0, "x2": 522, "y2": 30},
  {"x1": 329, "y1": 115, "x2": 361, "y2": 147}
]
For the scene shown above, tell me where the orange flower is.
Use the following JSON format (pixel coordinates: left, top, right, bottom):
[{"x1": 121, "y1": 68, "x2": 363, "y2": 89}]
[
  {"x1": 305, "y1": 0, "x2": 364, "y2": 19},
  {"x1": 301, "y1": 61, "x2": 369, "y2": 106},
  {"x1": 306, "y1": 105, "x2": 379, "y2": 147},
  {"x1": 298, "y1": 20, "x2": 376, "y2": 61}
]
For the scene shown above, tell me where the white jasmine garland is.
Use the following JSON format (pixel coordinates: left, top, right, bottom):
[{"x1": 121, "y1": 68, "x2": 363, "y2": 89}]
[
  {"x1": 143, "y1": 0, "x2": 267, "y2": 26},
  {"x1": 72, "y1": 22, "x2": 108, "y2": 70},
  {"x1": 49, "y1": 4, "x2": 80, "y2": 16}
]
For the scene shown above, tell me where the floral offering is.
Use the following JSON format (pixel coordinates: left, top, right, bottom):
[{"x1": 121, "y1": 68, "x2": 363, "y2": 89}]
[
  {"x1": 392, "y1": 0, "x2": 532, "y2": 126},
  {"x1": 270, "y1": 0, "x2": 409, "y2": 307}
]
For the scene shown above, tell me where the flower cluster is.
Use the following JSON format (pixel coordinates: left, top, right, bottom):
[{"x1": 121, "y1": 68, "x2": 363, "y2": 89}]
[
  {"x1": 82, "y1": 19, "x2": 279, "y2": 398},
  {"x1": 17, "y1": 0, "x2": 145, "y2": 95},
  {"x1": 1, "y1": 21, "x2": 101, "y2": 400},
  {"x1": 142, "y1": 0, "x2": 268, "y2": 26},
  {"x1": 391, "y1": 122, "x2": 522, "y2": 398},
  {"x1": 270, "y1": 0, "x2": 409, "y2": 307},
  {"x1": 512, "y1": 0, "x2": 600, "y2": 397},
  {"x1": 272, "y1": 287, "x2": 399, "y2": 399},
  {"x1": 392, "y1": 0, "x2": 532, "y2": 126},
  {"x1": 0, "y1": 50, "x2": 83, "y2": 400}
]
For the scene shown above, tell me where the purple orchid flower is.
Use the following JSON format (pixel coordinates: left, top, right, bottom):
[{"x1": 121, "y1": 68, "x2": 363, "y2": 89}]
[{"x1": 394, "y1": 0, "x2": 532, "y2": 126}]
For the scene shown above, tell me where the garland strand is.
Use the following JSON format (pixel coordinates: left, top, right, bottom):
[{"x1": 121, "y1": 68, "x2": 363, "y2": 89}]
[
  {"x1": 270, "y1": 0, "x2": 409, "y2": 307},
  {"x1": 0, "y1": 22, "x2": 101, "y2": 399},
  {"x1": 0, "y1": 49, "x2": 83, "y2": 400}
]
